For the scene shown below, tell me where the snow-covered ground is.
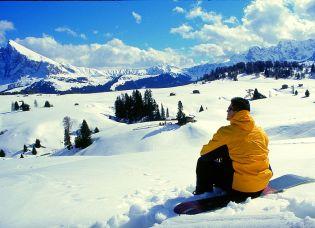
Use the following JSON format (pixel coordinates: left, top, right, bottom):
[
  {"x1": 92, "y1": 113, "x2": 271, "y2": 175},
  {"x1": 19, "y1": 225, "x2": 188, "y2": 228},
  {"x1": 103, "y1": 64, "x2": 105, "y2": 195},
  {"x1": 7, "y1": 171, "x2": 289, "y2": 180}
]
[{"x1": 0, "y1": 75, "x2": 315, "y2": 227}]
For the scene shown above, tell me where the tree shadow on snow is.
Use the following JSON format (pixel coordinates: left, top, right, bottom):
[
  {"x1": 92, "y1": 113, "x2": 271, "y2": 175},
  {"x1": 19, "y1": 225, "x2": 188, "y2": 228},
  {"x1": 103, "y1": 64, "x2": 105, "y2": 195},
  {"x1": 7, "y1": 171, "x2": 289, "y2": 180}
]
[{"x1": 141, "y1": 124, "x2": 180, "y2": 140}]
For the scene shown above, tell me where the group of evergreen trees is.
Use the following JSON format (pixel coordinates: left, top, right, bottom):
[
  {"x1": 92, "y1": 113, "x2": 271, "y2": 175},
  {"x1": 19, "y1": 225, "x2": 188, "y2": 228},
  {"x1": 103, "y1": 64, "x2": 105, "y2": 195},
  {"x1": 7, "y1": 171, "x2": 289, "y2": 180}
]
[
  {"x1": 11, "y1": 101, "x2": 30, "y2": 111},
  {"x1": 19, "y1": 139, "x2": 41, "y2": 157},
  {"x1": 115, "y1": 89, "x2": 169, "y2": 123},
  {"x1": 62, "y1": 116, "x2": 96, "y2": 149},
  {"x1": 11, "y1": 99, "x2": 53, "y2": 112},
  {"x1": 74, "y1": 120, "x2": 92, "y2": 149},
  {"x1": 203, "y1": 61, "x2": 311, "y2": 81}
]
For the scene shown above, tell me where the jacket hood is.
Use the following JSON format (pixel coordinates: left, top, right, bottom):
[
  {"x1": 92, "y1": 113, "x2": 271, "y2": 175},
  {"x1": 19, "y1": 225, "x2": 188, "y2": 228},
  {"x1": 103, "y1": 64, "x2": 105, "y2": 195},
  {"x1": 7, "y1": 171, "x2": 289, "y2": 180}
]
[{"x1": 230, "y1": 110, "x2": 255, "y2": 131}]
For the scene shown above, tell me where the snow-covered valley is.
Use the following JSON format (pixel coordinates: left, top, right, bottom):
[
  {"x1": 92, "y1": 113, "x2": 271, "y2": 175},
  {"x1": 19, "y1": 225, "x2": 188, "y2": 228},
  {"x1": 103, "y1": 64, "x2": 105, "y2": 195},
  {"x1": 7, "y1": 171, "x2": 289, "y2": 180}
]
[{"x1": 1, "y1": 75, "x2": 315, "y2": 227}]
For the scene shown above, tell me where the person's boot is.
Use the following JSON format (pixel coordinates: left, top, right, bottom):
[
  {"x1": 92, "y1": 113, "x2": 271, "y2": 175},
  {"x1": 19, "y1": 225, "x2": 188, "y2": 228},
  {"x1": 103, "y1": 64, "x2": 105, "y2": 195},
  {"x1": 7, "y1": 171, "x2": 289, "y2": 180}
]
[{"x1": 193, "y1": 185, "x2": 214, "y2": 195}]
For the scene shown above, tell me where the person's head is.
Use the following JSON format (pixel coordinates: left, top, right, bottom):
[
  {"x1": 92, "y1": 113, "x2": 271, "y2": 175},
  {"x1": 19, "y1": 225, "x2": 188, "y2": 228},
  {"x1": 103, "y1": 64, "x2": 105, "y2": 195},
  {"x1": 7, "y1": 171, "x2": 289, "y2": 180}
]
[{"x1": 227, "y1": 97, "x2": 250, "y2": 120}]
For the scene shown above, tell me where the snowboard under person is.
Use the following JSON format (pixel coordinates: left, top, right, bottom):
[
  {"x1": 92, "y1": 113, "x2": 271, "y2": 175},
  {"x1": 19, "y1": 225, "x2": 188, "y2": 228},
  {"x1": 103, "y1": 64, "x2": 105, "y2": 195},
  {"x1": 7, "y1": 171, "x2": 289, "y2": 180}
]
[{"x1": 194, "y1": 97, "x2": 273, "y2": 201}]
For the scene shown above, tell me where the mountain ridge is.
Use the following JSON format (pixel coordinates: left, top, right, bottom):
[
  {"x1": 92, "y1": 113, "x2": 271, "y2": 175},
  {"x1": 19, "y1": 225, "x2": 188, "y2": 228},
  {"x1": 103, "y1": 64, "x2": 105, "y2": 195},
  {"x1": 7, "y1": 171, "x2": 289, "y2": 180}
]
[{"x1": 0, "y1": 39, "x2": 314, "y2": 94}]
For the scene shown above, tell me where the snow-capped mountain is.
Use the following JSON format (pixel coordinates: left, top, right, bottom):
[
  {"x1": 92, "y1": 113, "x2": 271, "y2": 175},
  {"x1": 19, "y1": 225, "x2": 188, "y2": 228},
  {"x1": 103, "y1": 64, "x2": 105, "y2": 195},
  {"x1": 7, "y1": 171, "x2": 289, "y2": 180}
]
[
  {"x1": 187, "y1": 39, "x2": 315, "y2": 78},
  {"x1": 183, "y1": 62, "x2": 229, "y2": 80},
  {"x1": 230, "y1": 39, "x2": 315, "y2": 63},
  {"x1": 1, "y1": 39, "x2": 315, "y2": 94},
  {"x1": 0, "y1": 41, "x2": 191, "y2": 94},
  {"x1": 0, "y1": 40, "x2": 69, "y2": 83}
]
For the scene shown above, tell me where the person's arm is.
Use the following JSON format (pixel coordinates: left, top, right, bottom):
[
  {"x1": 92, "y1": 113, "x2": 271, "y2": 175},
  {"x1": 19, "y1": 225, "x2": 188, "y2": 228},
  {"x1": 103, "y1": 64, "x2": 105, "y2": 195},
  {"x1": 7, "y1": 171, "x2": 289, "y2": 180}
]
[{"x1": 200, "y1": 127, "x2": 228, "y2": 156}]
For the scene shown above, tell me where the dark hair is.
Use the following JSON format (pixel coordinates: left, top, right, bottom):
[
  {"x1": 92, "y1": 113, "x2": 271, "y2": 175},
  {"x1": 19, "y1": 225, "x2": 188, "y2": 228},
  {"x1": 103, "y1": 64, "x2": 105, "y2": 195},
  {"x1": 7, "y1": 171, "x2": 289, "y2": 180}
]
[{"x1": 231, "y1": 97, "x2": 250, "y2": 112}]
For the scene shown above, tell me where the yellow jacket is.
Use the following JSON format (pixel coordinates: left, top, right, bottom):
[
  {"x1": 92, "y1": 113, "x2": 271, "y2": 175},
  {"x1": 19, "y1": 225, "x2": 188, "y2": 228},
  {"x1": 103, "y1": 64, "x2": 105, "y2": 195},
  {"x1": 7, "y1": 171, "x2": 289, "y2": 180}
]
[{"x1": 200, "y1": 110, "x2": 272, "y2": 192}]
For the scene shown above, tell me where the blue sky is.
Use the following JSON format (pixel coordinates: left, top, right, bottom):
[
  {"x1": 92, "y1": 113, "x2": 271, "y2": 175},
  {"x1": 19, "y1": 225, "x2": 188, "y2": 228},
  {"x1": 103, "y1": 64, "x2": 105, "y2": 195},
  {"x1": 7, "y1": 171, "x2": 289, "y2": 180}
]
[{"x1": 0, "y1": 0, "x2": 314, "y2": 68}]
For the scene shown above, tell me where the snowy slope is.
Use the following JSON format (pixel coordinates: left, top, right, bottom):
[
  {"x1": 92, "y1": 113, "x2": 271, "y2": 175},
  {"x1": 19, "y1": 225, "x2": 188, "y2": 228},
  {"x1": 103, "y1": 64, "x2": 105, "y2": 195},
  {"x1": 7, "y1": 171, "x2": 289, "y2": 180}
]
[{"x1": 1, "y1": 76, "x2": 315, "y2": 227}]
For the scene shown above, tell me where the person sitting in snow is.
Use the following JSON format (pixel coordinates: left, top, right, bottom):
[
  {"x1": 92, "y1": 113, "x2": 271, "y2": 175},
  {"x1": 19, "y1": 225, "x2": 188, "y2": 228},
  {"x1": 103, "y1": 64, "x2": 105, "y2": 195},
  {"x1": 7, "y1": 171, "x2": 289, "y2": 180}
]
[{"x1": 194, "y1": 97, "x2": 273, "y2": 201}]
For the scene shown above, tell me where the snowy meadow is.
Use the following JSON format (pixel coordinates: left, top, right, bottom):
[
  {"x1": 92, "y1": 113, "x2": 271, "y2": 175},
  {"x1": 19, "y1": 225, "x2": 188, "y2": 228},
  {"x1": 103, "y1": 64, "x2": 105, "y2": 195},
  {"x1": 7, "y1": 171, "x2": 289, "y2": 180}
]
[{"x1": 1, "y1": 75, "x2": 315, "y2": 227}]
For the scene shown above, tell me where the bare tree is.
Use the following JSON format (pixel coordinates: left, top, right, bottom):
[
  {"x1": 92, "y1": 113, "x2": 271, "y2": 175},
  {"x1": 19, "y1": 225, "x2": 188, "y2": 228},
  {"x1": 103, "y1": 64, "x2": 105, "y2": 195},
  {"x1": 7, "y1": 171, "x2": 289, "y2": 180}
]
[
  {"x1": 63, "y1": 116, "x2": 73, "y2": 149},
  {"x1": 63, "y1": 116, "x2": 73, "y2": 132}
]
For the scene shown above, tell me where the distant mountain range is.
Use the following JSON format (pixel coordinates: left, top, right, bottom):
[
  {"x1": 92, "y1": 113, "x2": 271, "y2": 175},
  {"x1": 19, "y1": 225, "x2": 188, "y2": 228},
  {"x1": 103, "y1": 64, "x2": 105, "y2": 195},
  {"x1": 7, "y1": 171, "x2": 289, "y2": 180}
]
[{"x1": 0, "y1": 39, "x2": 314, "y2": 94}]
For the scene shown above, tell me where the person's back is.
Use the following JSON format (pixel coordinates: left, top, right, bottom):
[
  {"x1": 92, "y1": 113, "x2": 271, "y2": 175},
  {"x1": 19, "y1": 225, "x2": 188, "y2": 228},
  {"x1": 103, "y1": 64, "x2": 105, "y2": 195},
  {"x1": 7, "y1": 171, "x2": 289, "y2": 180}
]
[{"x1": 195, "y1": 97, "x2": 272, "y2": 197}]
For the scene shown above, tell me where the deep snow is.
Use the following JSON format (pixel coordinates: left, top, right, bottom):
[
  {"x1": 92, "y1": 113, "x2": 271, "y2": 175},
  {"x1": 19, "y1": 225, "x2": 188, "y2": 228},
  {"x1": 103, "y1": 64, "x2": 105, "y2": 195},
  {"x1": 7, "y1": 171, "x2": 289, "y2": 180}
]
[{"x1": 0, "y1": 75, "x2": 315, "y2": 227}]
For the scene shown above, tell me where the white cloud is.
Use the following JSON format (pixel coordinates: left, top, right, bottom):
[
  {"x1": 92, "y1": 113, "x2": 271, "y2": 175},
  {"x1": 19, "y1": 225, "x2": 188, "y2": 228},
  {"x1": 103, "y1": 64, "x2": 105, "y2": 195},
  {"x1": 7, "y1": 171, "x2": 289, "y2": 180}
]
[
  {"x1": 93, "y1": 30, "x2": 99, "y2": 35},
  {"x1": 170, "y1": 24, "x2": 193, "y2": 39},
  {"x1": 190, "y1": 43, "x2": 226, "y2": 63},
  {"x1": 132, "y1": 11, "x2": 142, "y2": 24},
  {"x1": 224, "y1": 16, "x2": 239, "y2": 25},
  {"x1": 171, "y1": 0, "x2": 315, "y2": 57},
  {"x1": 186, "y1": 6, "x2": 222, "y2": 24},
  {"x1": 242, "y1": 0, "x2": 315, "y2": 44},
  {"x1": 173, "y1": 6, "x2": 185, "y2": 14},
  {"x1": 191, "y1": 43, "x2": 224, "y2": 56},
  {"x1": 15, "y1": 35, "x2": 194, "y2": 68},
  {"x1": 0, "y1": 20, "x2": 14, "y2": 44},
  {"x1": 290, "y1": 0, "x2": 315, "y2": 19},
  {"x1": 55, "y1": 26, "x2": 87, "y2": 40},
  {"x1": 55, "y1": 27, "x2": 77, "y2": 37},
  {"x1": 80, "y1": 34, "x2": 87, "y2": 40}
]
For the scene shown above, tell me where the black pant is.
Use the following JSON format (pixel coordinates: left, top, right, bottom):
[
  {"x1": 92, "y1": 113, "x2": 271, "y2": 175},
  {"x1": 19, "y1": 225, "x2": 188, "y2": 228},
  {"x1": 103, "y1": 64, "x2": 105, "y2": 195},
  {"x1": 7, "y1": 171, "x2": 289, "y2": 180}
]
[{"x1": 196, "y1": 145, "x2": 263, "y2": 201}]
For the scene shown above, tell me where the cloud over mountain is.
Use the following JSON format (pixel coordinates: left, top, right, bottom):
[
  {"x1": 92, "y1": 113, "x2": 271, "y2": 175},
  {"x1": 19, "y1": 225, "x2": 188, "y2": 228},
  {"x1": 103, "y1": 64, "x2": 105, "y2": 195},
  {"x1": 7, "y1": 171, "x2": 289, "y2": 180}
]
[
  {"x1": 0, "y1": 20, "x2": 14, "y2": 44},
  {"x1": 170, "y1": 0, "x2": 315, "y2": 62},
  {"x1": 15, "y1": 35, "x2": 195, "y2": 68}
]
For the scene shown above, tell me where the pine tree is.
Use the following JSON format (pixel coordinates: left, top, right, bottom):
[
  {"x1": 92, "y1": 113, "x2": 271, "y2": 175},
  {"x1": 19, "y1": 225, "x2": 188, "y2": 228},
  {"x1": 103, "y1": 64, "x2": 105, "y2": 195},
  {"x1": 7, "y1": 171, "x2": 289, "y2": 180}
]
[
  {"x1": 44, "y1": 101, "x2": 51, "y2": 108},
  {"x1": 0, "y1": 149, "x2": 5, "y2": 157},
  {"x1": 21, "y1": 102, "x2": 30, "y2": 111},
  {"x1": 64, "y1": 128, "x2": 71, "y2": 148},
  {"x1": 35, "y1": 139, "x2": 41, "y2": 148},
  {"x1": 177, "y1": 101, "x2": 186, "y2": 126},
  {"x1": 14, "y1": 101, "x2": 19, "y2": 111},
  {"x1": 199, "y1": 105, "x2": 204, "y2": 112},
  {"x1": 63, "y1": 116, "x2": 72, "y2": 149},
  {"x1": 166, "y1": 108, "x2": 169, "y2": 119},
  {"x1": 124, "y1": 93, "x2": 132, "y2": 121},
  {"x1": 295, "y1": 90, "x2": 298, "y2": 96},
  {"x1": 63, "y1": 116, "x2": 72, "y2": 131},
  {"x1": 34, "y1": 99, "x2": 38, "y2": 108},
  {"x1": 144, "y1": 89, "x2": 155, "y2": 120},
  {"x1": 153, "y1": 102, "x2": 161, "y2": 120},
  {"x1": 115, "y1": 95, "x2": 125, "y2": 119},
  {"x1": 132, "y1": 90, "x2": 144, "y2": 121},
  {"x1": 292, "y1": 85, "x2": 295, "y2": 94},
  {"x1": 305, "y1": 89, "x2": 310, "y2": 97},
  {"x1": 23, "y1": 145, "x2": 27, "y2": 152},
  {"x1": 32, "y1": 146, "x2": 37, "y2": 155},
  {"x1": 11, "y1": 102, "x2": 15, "y2": 111},
  {"x1": 161, "y1": 104, "x2": 166, "y2": 120},
  {"x1": 74, "y1": 135, "x2": 82, "y2": 148},
  {"x1": 75, "y1": 120, "x2": 92, "y2": 148},
  {"x1": 20, "y1": 153, "x2": 24, "y2": 158},
  {"x1": 94, "y1": 127, "x2": 100, "y2": 133}
]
